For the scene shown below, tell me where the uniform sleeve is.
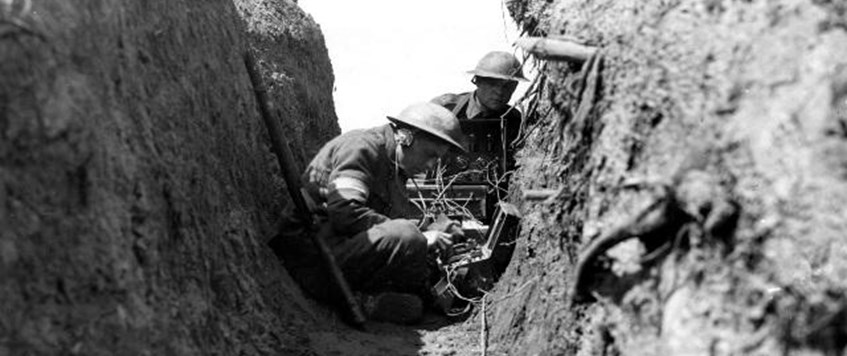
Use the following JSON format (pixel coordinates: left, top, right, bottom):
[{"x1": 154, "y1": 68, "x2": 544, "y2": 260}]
[
  {"x1": 324, "y1": 140, "x2": 390, "y2": 235},
  {"x1": 430, "y1": 93, "x2": 459, "y2": 108}
]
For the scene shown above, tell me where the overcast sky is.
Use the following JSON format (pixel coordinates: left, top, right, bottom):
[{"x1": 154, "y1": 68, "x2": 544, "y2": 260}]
[{"x1": 299, "y1": 0, "x2": 529, "y2": 132}]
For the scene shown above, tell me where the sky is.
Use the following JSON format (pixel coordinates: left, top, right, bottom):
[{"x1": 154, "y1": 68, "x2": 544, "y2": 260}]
[{"x1": 299, "y1": 0, "x2": 530, "y2": 132}]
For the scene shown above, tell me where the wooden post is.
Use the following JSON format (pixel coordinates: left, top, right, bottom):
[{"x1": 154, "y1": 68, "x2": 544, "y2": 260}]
[
  {"x1": 516, "y1": 37, "x2": 598, "y2": 63},
  {"x1": 243, "y1": 50, "x2": 367, "y2": 330}
]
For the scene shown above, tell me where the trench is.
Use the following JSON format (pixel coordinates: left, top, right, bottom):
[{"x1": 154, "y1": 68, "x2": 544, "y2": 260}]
[{"x1": 3, "y1": 0, "x2": 847, "y2": 355}]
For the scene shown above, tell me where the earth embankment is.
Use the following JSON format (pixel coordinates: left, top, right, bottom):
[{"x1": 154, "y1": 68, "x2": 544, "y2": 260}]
[
  {"x1": 1, "y1": 0, "x2": 337, "y2": 354},
  {"x1": 481, "y1": 1, "x2": 847, "y2": 354}
]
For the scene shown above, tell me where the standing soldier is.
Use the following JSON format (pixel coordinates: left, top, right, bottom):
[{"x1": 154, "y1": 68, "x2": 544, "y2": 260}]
[
  {"x1": 431, "y1": 51, "x2": 526, "y2": 134},
  {"x1": 423, "y1": 52, "x2": 527, "y2": 275},
  {"x1": 269, "y1": 102, "x2": 467, "y2": 324},
  {"x1": 429, "y1": 51, "x2": 527, "y2": 195}
]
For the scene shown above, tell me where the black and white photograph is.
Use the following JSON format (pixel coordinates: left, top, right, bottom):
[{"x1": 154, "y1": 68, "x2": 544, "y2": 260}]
[{"x1": 2, "y1": 0, "x2": 847, "y2": 355}]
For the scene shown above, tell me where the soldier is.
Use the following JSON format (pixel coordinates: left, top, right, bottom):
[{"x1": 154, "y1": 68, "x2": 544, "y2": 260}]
[
  {"x1": 431, "y1": 51, "x2": 526, "y2": 129},
  {"x1": 428, "y1": 51, "x2": 527, "y2": 202},
  {"x1": 270, "y1": 102, "x2": 467, "y2": 324}
]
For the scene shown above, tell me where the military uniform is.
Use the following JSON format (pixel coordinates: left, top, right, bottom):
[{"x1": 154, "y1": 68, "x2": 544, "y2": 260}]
[
  {"x1": 432, "y1": 91, "x2": 521, "y2": 124},
  {"x1": 271, "y1": 124, "x2": 429, "y2": 303},
  {"x1": 431, "y1": 91, "x2": 521, "y2": 152},
  {"x1": 430, "y1": 92, "x2": 522, "y2": 179}
]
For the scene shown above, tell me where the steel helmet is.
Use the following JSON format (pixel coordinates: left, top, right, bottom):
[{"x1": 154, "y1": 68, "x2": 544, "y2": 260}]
[
  {"x1": 467, "y1": 51, "x2": 527, "y2": 82},
  {"x1": 387, "y1": 102, "x2": 467, "y2": 152}
]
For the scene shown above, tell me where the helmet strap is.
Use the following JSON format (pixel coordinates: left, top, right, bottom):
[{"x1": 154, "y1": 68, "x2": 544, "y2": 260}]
[
  {"x1": 394, "y1": 144, "x2": 402, "y2": 178},
  {"x1": 392, "y1": 126, "x2": 415, "y2": 178},
  {"x1": 394, "y1": 145, "x2": 403, "y2": 177}
]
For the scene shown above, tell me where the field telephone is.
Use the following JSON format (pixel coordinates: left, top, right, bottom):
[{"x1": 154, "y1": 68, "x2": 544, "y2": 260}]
[{"x1": 430, "y1": 202, "x2": 521, "y2": 314}]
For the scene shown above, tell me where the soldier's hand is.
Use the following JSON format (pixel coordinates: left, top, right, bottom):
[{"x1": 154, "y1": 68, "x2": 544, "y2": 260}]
[
  {"x1": 424, "y1": 214, "x2": 465, "y2": 243},
  {"x1": 423, "y1": 230, "x2": 453, "y2": 259},
  {"x1": 445, "y1": 220, "x2": 465, "y2": 242}
]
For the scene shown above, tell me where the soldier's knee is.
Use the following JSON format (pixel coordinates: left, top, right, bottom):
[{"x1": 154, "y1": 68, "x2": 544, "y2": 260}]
[{"x1": 383, "y1": 219, "x2": 427, "y2": 253}]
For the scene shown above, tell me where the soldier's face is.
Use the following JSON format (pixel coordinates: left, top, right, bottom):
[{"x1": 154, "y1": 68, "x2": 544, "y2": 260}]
[
  {"x1": 475, "y1": 77, "x2": 517, "y2": 111},
  {"x1": 400, "y1": 135, "x2": 449, "y2": 175}
]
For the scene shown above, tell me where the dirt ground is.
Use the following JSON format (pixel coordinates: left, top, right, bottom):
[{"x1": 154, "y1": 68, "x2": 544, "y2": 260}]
[{"x1": 302, "y1": 307, "x2": 480, "y2": 356}]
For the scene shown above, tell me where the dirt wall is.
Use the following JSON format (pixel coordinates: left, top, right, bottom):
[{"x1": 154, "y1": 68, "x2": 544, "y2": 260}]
[
  {"x1": 1, "y1": 0, "x2": 337, "y2": 354},
  {"x1": 486, "y1": 0, "x2": 847, "y2": 355}
]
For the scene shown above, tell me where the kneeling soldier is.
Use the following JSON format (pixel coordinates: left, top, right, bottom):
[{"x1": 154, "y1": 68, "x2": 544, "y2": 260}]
[{"x1": 270, "y1": 102, "x2": 467, "y2": 324}]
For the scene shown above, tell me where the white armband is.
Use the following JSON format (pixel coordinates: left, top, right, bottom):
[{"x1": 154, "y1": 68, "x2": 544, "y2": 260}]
[{"x1": 328, "y1": 177, "x2": 369, "y2": 203}]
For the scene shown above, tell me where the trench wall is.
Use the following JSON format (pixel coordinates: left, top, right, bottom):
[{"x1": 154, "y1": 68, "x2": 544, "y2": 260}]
[
  {"x1": 486, "y1": 0, "x2": 847, "y2": 355},
  {"x1": 0, "y1": 0, "x2": 338, "y2": 354}
]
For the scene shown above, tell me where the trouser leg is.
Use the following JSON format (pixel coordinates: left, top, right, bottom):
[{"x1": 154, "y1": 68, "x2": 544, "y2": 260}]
[
  {"x1": 331, "y1": 219, "x2": 430, "y2": 296},
  {"x1": 272, "y1": 216, "x2": 430, "y2": 304}
]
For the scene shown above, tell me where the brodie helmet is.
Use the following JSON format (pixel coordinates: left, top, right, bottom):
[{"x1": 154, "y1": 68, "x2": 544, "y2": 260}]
[
  {"x1": 387, "y1": 102, "x2": 467, "y2": 152},
  {"x1": 467, "y1": 51, "x2": 527, "y2": 82}
]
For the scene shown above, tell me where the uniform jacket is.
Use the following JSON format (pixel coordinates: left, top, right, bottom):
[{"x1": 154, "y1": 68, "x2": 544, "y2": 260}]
[
  {"x1": 431, "y1": 91, "x2": 522, "y2": 125},
  {"x1": 431, "y1": 91, "x2": 523, "y2": 174},
  {"x1": 300, "y1": 124, "x2": 414, "y2": 237}
]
